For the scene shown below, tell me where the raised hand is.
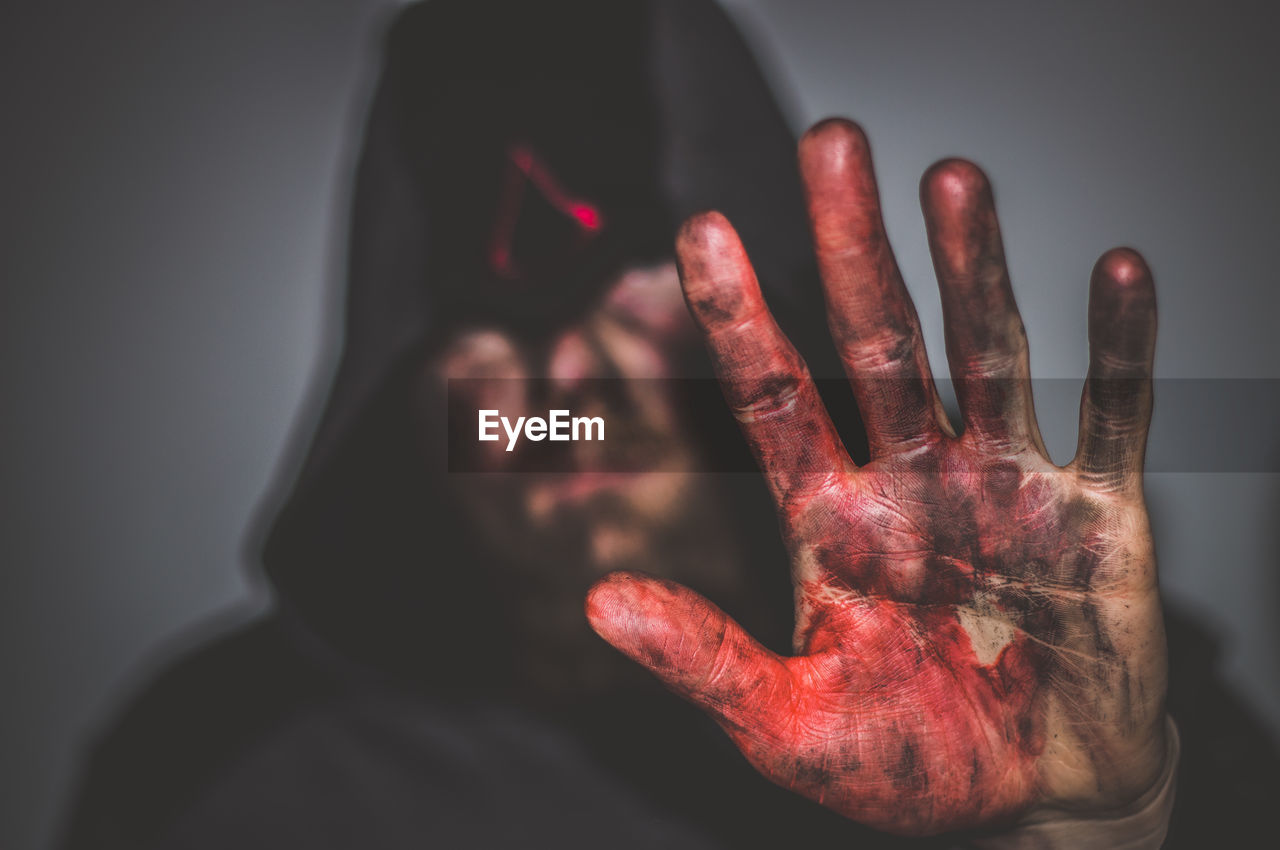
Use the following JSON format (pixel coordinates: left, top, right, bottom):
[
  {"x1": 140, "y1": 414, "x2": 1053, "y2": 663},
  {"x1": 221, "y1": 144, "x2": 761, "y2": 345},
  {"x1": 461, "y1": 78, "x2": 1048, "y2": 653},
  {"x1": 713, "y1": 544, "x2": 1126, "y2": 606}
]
[{"x1": 585, "y1": 120, "x2": 1170, "y2": 836}]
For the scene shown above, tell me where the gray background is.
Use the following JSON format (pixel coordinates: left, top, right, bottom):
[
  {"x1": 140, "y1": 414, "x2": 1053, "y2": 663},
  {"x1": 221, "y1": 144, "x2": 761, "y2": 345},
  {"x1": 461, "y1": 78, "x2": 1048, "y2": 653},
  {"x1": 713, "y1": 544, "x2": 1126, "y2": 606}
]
[{"x1": 2, "y1": 1, "x2": 1276, "y2": 848}]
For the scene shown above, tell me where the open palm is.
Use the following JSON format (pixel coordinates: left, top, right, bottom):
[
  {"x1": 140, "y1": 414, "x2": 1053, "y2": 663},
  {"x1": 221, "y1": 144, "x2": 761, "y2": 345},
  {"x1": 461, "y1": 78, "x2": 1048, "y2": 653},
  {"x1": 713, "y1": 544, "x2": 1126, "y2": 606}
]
[{"x1": 587, "y1": 120, "x2": 1170, "y2": 836}]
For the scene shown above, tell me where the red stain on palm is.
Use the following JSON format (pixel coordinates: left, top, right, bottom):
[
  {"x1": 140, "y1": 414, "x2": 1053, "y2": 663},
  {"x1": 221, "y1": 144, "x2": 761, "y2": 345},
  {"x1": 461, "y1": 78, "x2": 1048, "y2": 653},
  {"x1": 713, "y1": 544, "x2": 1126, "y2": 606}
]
[{"x1": 587, "y1": 445, "x2": 1112, "y2": 834}]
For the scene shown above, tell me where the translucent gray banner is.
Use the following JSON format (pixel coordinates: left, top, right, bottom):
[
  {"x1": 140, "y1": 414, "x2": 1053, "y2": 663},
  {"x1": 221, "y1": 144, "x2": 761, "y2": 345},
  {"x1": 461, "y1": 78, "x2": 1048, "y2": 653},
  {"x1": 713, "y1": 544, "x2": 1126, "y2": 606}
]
[{"x1": 445, "y1": 378, "x2": 1280, "y2": 473}]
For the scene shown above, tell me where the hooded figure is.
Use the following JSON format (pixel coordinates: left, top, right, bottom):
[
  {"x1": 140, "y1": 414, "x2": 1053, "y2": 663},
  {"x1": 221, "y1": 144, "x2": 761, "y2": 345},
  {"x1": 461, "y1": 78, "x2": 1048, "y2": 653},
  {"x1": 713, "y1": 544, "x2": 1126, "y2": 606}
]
[
  {"x1": 255, "y1": 0, "x2": 855, "y2": 688},
  {"x1": 57, "y1": 1, "x2": 1280, "y2": 848},
  {"x1": 57, "y1": 2, "x2": 887, "y2": 847}
]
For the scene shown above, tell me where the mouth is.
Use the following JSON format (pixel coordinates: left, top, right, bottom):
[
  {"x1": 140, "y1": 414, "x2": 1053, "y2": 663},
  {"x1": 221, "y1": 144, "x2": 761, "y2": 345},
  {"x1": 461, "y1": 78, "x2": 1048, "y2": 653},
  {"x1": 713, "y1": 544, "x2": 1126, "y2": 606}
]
[{"x1": 526, "y1": 471, "x2": 650, "y2": 506}]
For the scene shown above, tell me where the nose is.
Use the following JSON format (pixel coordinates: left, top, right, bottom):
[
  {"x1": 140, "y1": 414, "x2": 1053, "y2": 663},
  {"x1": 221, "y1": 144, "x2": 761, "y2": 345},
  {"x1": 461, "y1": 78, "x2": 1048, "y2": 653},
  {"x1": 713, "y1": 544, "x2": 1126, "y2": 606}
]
[{"x1": 547, "y1": 329, "x2": 600, "y2": 392}]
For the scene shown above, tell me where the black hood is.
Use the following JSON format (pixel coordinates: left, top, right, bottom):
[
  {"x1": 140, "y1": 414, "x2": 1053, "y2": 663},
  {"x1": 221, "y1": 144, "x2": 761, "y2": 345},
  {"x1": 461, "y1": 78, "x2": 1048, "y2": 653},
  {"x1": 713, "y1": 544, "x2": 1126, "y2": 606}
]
[{"x1": 259, "y1": 0, "x2": 852, "y2": 681}]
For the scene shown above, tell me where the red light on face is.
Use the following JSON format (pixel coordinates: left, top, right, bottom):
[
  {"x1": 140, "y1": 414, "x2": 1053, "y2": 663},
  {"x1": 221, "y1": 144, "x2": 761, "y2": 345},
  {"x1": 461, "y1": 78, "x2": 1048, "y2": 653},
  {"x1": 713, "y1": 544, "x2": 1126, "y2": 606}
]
[
  {"x1": 570, "y1": 203, "x2": 602, "y2": 231},
  {"x1": 488, "y1": 142, "x2": 608, "y2": 280}
]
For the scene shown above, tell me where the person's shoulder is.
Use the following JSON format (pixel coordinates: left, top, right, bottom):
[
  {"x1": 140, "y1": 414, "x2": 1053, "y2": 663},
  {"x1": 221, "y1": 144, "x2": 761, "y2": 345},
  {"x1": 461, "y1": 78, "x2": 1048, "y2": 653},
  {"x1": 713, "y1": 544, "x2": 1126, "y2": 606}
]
[
  {"x1": 98, "y1": 614, "x2": 335, "y2": 748},
  {"x1": 58, "y1": 615, "x2": 341, "y2": 849}
]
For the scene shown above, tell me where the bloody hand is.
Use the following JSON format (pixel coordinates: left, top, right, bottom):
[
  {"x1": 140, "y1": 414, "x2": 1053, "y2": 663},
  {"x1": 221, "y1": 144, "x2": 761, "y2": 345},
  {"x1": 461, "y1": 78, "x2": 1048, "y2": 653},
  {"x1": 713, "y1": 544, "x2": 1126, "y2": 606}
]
[{"x1": 586, "y1": 120, "x2": 1170, "y2": 836}]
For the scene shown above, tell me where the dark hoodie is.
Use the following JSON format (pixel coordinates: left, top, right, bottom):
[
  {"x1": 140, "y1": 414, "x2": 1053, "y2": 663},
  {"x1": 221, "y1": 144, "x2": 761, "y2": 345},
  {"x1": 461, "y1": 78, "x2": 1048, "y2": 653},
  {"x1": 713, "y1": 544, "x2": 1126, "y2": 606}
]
[
  {"x1": 58, "y1": 1, "x2": 1280, "y2": 848},
  {"x1": 254, "y1": 0, "x2": 852, "y2": 690},
  {"x1": 57, "y1": 2, "x2": 883, "y2": 848}
]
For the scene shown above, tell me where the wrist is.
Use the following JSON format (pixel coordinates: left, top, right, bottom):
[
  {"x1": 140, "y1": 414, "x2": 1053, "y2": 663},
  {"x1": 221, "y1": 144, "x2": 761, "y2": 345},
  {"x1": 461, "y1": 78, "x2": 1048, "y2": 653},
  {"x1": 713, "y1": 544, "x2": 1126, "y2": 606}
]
[{"x1": 965, "y1": 715, "x2": 1179, "y2": 849}]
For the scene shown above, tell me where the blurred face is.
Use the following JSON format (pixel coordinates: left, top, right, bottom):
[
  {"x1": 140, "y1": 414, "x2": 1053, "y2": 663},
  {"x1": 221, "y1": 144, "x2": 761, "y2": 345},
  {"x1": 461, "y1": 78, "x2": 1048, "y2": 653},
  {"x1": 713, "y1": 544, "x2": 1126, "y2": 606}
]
[{"x1": 425, "y1": 262, "x2": 720, "y2": 583}]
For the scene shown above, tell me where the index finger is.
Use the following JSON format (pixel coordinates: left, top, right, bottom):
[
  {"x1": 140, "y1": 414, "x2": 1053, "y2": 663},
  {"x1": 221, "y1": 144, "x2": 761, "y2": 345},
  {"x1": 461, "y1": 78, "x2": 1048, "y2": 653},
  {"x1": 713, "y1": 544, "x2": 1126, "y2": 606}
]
[{"x1": 677, "y1": 211, "x2": 855, "y2": 509}]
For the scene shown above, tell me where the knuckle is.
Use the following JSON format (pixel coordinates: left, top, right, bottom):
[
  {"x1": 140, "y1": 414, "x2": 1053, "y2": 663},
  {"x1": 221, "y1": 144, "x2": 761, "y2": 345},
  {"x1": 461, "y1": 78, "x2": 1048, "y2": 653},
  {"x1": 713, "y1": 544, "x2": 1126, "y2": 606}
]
[{"x1": 729, "y1": 371, "x2": 807, "y2": 423}]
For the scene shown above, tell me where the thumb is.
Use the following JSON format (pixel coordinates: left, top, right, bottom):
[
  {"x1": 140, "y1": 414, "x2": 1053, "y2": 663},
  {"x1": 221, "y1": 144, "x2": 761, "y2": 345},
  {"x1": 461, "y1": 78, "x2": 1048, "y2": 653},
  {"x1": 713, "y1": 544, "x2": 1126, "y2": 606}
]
[{"x1": 586, "y1": 571, "x2": 791, "y2": 731}]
